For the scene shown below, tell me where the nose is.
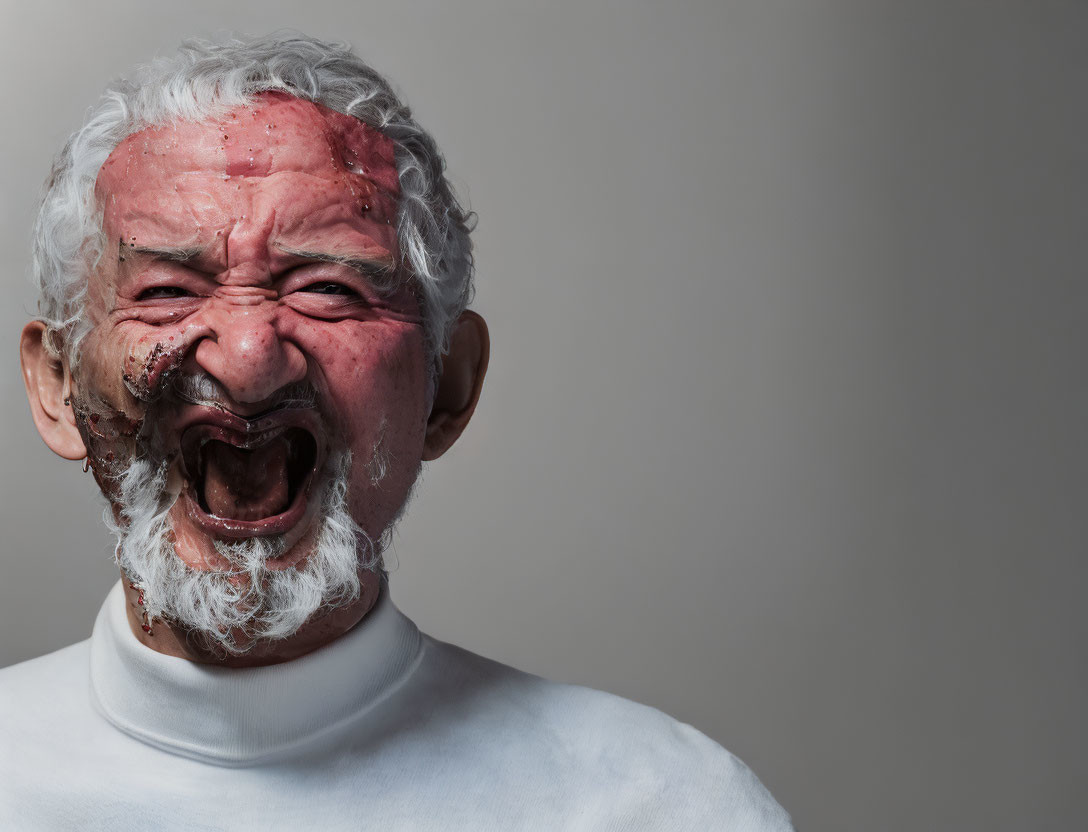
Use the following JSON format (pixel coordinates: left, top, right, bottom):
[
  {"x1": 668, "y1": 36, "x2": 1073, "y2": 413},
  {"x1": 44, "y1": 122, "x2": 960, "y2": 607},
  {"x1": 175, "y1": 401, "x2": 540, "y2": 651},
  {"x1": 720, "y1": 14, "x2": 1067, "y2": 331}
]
[{"x1": 193, "y1": 300, "x2": 308, "y2": 406}]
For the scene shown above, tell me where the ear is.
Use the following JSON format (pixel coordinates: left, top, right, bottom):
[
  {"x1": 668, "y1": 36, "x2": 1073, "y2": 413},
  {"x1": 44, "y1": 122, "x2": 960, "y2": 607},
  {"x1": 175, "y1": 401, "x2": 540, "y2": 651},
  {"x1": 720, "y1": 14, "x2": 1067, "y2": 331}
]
[
  {"x1": 423, "y1": 310, "x2": 489, "y2": 461},
  {"x1": 20, "y1": 321, "x2": 87, "y2": 461}
]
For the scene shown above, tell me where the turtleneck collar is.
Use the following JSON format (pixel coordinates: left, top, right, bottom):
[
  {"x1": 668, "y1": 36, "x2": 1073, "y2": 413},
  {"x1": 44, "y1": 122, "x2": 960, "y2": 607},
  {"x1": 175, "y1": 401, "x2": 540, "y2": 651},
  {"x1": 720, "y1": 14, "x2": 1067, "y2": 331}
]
[{"x1": 89, "y1": 579, "x2": 423, "y2": 767}]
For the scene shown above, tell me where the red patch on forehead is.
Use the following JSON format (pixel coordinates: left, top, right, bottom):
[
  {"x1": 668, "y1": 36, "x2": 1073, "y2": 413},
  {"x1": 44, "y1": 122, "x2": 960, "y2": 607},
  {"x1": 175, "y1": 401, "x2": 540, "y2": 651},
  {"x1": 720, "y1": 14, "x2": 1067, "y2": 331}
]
[
  {"x1": 98, "y1": 92, "x2": 399, "y2": 199},
  {"x1": 219, "y1": 93, "x2": 400, "y2": 195},
  {"x1": 319, "y1": 106, "x2": 400, "y2": 195}
]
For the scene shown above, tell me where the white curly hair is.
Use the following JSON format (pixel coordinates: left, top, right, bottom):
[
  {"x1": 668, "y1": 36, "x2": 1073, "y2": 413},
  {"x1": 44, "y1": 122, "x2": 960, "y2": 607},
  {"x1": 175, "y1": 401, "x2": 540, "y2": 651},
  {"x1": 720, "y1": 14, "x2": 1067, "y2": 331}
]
[{"x1": 32, "y1": 31, "x2": 475, "y2": 368}]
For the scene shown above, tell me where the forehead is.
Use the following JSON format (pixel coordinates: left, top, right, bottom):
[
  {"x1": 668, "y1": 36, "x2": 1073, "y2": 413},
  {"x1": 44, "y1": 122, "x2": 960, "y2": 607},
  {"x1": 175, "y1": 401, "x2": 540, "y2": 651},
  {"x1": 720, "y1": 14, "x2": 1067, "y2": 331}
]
[{"x1": 96, "y1": 92, "x2": 399, "y2": 203}]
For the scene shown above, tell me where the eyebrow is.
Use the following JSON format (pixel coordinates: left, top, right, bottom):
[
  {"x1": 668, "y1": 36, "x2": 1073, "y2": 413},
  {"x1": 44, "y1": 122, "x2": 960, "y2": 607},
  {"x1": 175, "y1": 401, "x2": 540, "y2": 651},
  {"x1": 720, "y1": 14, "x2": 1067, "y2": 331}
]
[
  {"x1": 275, "y1": 245, "x2": 396, "y2": 279},
  {"x1": 120, "y1": 241, "x2": 207, "y2": 263}
]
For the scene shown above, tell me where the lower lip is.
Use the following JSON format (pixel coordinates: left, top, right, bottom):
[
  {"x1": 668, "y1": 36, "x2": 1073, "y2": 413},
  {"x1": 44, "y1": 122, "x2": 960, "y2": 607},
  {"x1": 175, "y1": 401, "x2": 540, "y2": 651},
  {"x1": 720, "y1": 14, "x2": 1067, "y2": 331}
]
[{"x1": 183, "y1": 479, "x2": 313, "y2": 539}]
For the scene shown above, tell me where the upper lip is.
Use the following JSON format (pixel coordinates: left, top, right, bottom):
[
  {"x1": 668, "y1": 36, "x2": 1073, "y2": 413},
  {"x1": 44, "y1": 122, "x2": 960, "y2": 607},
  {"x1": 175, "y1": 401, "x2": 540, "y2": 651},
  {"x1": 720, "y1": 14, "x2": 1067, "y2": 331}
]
[
  {"x1": 174, "y1": 403, "x2": 324, "y2": 441},
  {"x1": 176, "y1": 404, "x2": 328, "y2": 528}
]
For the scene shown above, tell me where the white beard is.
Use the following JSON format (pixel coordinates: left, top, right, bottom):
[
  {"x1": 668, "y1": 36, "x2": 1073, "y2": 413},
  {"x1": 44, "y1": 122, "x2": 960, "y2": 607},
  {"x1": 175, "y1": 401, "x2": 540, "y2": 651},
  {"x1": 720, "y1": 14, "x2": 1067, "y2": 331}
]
[{"x1": 106, "y1": 449, "x2": 379, "y2": 654}]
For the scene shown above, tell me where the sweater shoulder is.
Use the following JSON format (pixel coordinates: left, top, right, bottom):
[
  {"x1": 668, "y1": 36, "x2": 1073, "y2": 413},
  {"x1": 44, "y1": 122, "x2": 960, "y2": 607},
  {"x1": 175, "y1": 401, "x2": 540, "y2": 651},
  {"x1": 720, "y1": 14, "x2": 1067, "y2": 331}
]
[
  {"x1": 421, "y1": 636, "x2": 794, "y2": 830},
  {"x1": 0, "y1": 640, "x2": 90, "y2": 701},
  {"x1": 0, "y1": 640, "x2": 94, "y2": 739}
]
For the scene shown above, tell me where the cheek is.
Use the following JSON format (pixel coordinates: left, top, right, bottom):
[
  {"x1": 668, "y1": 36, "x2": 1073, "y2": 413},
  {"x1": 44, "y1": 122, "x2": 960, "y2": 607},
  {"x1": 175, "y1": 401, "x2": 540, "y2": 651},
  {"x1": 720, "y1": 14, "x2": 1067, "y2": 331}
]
[
  {"x1": 295, "y1": 318, "x2": 427, "y2": 427},
  {"x1": 67, "y1": 327, "x2": 161, "y2": 498},
  {"x1": 78, "y1": 325, "x2": 191, "y2": 411},
  {"x1": 294, "y1": 319, "x2": 429, "y2": 523},
  {"x1": 71, "y1": 321, "x2": 203, "y2": 493}
]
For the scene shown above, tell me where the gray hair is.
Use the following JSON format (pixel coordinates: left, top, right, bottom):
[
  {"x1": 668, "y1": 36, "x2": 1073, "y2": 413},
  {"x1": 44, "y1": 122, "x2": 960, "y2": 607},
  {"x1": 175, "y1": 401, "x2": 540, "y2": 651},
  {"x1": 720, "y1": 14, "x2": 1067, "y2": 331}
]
[{"x1": 32, "y1": 32, "x2": 475, "y2": 366}]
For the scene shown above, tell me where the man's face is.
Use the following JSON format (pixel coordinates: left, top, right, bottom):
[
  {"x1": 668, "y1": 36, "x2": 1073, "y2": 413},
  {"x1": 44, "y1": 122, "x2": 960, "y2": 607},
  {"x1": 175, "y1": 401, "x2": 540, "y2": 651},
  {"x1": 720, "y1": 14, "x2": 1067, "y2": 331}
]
[{"x1": 73, "y1": 93, "x2": 429, "y2": 585}]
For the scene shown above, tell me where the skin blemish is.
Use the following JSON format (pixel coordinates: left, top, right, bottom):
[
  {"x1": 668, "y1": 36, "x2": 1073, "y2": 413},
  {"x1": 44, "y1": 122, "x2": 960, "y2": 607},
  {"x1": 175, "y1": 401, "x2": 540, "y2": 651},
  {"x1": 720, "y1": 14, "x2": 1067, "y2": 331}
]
[
  {"x1": 121, "y1": 333, "x2": 201, "y2": 403},
  {"x1": 68, "y1": 390, "x2": 148, "y2": 500},
  {"x1": 79, "y1": 92, "x2": 430, "y2": 596}
]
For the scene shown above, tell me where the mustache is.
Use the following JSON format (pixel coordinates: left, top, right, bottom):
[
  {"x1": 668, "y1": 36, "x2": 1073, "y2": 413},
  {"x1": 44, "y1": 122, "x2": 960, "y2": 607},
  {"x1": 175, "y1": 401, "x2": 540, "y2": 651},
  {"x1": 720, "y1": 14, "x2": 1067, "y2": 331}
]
[{"x1": 170, "y1": 371, "x2": 318, "y2": 413}]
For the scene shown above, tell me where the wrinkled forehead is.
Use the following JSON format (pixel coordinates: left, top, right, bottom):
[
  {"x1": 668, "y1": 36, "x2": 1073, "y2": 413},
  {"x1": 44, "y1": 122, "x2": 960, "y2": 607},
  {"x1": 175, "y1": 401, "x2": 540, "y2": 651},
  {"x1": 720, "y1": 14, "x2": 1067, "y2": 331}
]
[{"x1": 95, "y1": 91, "x2": 400, "y2": 198}]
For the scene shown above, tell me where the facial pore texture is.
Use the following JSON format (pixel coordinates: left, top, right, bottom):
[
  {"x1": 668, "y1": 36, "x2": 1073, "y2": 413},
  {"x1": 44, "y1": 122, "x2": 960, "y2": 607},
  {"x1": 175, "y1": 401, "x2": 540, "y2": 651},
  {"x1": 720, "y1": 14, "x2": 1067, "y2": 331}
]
[
  {"x1": 71, "y1": 94, "x2": 432, "y2": 645},
  {"x1": 34, "y1": 35, "x2": 478, "y2": 376}
]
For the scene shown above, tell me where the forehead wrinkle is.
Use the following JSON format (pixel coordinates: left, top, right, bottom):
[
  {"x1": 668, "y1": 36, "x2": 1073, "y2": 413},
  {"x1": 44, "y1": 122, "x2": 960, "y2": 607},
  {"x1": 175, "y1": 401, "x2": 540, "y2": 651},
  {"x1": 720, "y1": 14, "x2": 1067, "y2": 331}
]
[
  {"x1": 110, "y1": 199, "x2": 220, "y2": 247},
  {"x1": 98, "y1": 104, "x2": 402, "y2": 286},
  {"x1": 101, "y1": 143, "x2": 397, "y2": 229},
  {"x1": 97, "y1": 94, "x2": 401, "y2": 194},
  {"x1": 102, "y1": 135, "x2": 397, "y2": 202},
  {"x1": 271, "y1": 198, "x2": 394, "y2": 247}
]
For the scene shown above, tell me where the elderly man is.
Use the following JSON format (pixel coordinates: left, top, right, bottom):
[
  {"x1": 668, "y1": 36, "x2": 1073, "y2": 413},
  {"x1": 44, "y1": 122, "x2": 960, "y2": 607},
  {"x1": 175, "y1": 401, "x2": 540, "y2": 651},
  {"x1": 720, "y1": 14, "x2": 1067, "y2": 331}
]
[{"x1": 2, "y1": 33, "x2": 791, "y2": 830}]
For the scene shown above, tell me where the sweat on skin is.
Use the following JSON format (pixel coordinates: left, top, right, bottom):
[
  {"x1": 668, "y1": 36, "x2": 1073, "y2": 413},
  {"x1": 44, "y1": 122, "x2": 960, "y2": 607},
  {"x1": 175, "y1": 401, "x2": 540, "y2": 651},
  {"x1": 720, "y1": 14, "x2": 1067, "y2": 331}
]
[{"x1": 20, "y1": 92, "x2": 489, "y2": 666}]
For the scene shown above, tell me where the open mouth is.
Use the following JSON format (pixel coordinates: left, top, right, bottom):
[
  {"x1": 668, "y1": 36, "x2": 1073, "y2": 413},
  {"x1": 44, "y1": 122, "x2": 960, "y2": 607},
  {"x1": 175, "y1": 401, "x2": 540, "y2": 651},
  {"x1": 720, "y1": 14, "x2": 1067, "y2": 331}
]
[{"x1": 179, "y1": 411, "x2": 325, "y2": 538}]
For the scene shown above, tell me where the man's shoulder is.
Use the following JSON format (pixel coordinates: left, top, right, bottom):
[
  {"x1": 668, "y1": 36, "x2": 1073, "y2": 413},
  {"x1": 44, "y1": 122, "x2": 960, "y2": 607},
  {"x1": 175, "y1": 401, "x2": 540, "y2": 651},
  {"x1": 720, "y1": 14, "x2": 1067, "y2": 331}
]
[
  {"x1": 419, "y1": 636, "x2": 795, "y2": 830},
  {"x1": 0, "y1": 640, "x2": 94, "y2": 736},
  {"x1": 0, "y1": 639, "x2": 90, "y2": 700},
  {"x1": 0, "y1": 641, "x2": 101, "y2": 783}
]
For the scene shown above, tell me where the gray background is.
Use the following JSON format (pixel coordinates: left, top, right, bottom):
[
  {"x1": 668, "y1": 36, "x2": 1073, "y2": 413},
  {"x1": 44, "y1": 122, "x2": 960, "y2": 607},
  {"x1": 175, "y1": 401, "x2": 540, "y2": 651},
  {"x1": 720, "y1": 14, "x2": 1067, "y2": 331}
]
[{"x1": 1, "y1": 1, "x2": 1084, "y2": 830}]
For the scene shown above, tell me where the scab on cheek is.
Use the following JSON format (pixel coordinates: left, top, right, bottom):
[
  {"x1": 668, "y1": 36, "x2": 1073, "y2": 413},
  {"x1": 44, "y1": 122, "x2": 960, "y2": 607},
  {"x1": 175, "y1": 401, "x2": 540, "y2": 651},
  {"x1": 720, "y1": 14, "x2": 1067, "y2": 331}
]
[
  {"x1": 69, "y1": 393, "x2": 145, "y2": 500},
  {"x1": 121, "y1": 337, "x2": 189, "y2": 402},
  {"x1": 73, "y1": 332, "x2": 194, "y2": 499}
]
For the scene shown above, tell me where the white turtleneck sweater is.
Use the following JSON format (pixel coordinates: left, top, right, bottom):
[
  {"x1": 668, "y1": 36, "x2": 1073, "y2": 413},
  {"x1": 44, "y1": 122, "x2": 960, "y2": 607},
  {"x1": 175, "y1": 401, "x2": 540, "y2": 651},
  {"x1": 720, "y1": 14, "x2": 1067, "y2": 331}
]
[{"x1": 0, "y1": 581, "x2": 792, "y2": 831}]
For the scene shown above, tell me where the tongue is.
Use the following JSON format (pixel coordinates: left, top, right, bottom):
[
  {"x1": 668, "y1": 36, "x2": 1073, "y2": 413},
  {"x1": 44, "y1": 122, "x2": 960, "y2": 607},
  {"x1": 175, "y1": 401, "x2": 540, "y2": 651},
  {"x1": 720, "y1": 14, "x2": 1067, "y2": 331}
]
[{"x1": 203, "y1": 438, "x2": 290, "y2": 521}]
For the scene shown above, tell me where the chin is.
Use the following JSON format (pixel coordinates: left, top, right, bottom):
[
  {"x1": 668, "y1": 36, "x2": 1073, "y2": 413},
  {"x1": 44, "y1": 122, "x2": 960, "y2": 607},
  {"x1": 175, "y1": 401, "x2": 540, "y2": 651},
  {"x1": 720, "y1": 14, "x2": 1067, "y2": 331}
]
[{"x1": 107, "y1": 447, "x2": 378, "y2": 654}]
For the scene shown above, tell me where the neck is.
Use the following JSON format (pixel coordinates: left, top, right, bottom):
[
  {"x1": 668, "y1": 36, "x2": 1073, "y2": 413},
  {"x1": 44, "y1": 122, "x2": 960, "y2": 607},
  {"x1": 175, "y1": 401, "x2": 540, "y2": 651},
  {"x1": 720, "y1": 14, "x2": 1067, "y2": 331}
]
[{"x1": 121, "y1": 568, "x2": 383, "y2": 667}]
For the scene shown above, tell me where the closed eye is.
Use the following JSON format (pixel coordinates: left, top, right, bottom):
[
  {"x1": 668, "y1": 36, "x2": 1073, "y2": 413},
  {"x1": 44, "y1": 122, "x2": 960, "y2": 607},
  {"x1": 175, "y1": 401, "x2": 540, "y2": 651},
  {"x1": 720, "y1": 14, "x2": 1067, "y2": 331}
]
[
  {"x1": 299, "y1": 281, "x2": 358, "y2": 296},
  {"x1": 137, "y1": 286, "x2": 195, "y2": 300}
]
